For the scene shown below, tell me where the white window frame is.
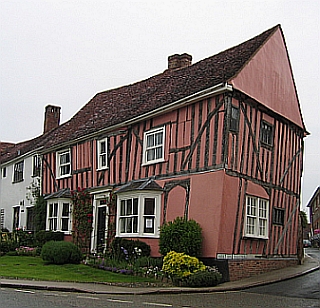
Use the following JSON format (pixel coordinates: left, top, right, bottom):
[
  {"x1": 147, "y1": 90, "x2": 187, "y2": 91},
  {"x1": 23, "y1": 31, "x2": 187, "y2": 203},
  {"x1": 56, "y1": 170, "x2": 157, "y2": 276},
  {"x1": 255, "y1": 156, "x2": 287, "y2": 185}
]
[
  {"x1": 97, "y1": 138, "x2": 108, "y2": 170},
  {"x1": 46, "y1": 199, "x2": 72, "y2": 234},
  {"x1": 32, "y1": 154, "x2": 41, "y2": 177},
  {"x1": 56, "y1": 149, "x2": 71, "y2": 178},
  {"x1": 13, "y1": 160, "x2": 24, "y2": 183},
  {"x1": 142, "y1": 126, "x2": 165, "y2": 165},
  {"x1": 116, "y1": 191, "x2": 161, "y2": 238},
  {"x1": 244, "y1": 195, "x2": 269, "y2": 239}
]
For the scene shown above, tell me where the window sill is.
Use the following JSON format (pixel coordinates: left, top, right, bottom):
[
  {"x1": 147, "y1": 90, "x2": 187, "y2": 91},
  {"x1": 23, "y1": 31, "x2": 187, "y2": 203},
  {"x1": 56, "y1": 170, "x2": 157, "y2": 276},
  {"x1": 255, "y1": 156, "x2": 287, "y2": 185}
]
[
  {"x1": 141, "y1": 159, "x2": 165, "y2": 167},
  {"x1": 243, "y1": 235, "x2": 269, "y2": 240},
  {"x1": 96, "y1": 167, "x2": 109, "y2": 171},
  {"x1": 117, "y1": 234, "x2": 160, "y2": 239},
  {"x1": 56, "y1": 174, "x2": 72, "y2": 180},
  {"x1": 12, "y1": 179, "x2": 24, "y2": 184}
]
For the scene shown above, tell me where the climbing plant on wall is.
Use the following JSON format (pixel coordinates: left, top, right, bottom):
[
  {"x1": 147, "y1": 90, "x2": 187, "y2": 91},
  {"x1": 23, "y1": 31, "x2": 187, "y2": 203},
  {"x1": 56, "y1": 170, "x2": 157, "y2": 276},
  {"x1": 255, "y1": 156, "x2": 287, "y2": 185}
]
[{"x1": 71, "y1": 187, "x2": 93, "y2": 255}]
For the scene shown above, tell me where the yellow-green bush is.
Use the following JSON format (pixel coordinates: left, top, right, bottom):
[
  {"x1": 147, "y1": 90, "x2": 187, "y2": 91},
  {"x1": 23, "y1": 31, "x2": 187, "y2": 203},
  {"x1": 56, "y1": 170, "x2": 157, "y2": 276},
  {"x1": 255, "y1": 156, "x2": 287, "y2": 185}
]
[{"x1": 162, "y1": 251, "x2": 206, "y2": 280}]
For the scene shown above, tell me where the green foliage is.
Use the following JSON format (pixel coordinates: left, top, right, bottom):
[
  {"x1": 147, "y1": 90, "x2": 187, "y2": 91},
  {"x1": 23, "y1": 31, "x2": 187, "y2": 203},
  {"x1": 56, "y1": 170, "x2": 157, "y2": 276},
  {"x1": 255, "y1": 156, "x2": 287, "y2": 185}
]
[
  {"x1": 41, "y1": 241, "x2": 82, "y2": 265},
  {"x1": 162, "y1": 251, "x2": 206, "y2": 280},
  {"x1": 35, "y1": 230, "x2": 64, "y2": 247},
  {"x1": 110, "y1": 238, "x2": 151, "y2": 262},
  {"x1": 34, "y1": 195, "x2": 47, "y2": 231},
  {"x1": 300, "y1": 211, "x2": 308, "y2": 229},
  {"x1": 183, "y1": 270, "x2": 222, "y2": 287},
  {"x1": 26, "y1": 178, "x2": 47, "y2": 231},
  {"x1": 71, "y1": 188, "x2": 93, "y2": 254},
  {"x1": 159, "y1": 217, "x2": 202, "y2": 257}
]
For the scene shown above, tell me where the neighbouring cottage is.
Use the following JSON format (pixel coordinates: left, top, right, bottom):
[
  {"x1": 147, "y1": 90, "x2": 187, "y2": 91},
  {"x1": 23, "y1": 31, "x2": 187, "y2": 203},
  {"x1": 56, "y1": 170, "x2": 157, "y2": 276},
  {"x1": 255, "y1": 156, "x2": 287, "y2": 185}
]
[
  {"x1": 0, "y1": 25, "x2": 307, "y2": 281},
  {"x1": 0, "y1": 106, "x2": 61, "y2": 232},
  {"x1": 307, "y1": 187, "x2": 320, "y2": 243}
]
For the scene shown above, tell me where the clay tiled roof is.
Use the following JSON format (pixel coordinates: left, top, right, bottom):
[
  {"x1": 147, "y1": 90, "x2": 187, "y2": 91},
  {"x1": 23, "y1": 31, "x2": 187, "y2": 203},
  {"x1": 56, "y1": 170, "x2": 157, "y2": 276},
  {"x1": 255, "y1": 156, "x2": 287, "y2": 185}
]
[
  {"x1": 1, "y1": 25, "x2": 279, "y2": 163},
  {"x1": 44, "y1": 25, "x2": 278, "y2": 148}
]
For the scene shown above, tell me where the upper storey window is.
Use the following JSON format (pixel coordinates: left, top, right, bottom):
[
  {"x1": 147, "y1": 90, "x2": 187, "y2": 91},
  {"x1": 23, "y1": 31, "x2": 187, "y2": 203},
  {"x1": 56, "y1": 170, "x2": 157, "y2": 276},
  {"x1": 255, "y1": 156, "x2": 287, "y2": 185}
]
[
  {"x1": 57, "y1": 149, "x2": 71, "y2": 178},
  {"x1": 32, "y1": 155, "x2": 41, "y2": 177},
  {"x1": 143, "y1": 126, "x2": 165, "y2": 165},
  {"x1": 260, "y1": 121, "x2": 273, "y2": 147},
  {"x1": 230, "y1": 106, "x2": 240, "y2": 132},
  {"x1": 13, "y1": 161, "x2": 24, "y2": 183},
  {"x1": 97, "y1": 138, "x2": 108, "y2": 170}
]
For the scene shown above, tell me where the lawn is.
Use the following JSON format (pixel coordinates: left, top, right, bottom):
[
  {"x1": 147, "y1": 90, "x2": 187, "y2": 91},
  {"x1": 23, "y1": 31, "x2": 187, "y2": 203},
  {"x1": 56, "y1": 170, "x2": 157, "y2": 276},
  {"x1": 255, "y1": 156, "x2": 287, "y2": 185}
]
[{"x1": 0, "y1": 255, "x2": 158, "y2": 284}]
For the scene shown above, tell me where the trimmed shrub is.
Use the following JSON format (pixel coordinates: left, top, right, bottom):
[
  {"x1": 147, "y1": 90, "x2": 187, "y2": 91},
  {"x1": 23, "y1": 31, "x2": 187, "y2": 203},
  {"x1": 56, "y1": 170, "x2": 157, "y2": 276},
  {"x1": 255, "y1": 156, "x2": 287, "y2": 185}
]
[
  {"x1": 162, "y1": 251, "x2": 206, "y2": 281},
  {"x1": 110, "y1": 238, "x2": 151, "y2": 261},
  {"x1": 183, "y1": 270, "x2": 222, "y2": 287},
  {"x1": 41, "y1": 241, "x2": 82, "y2": 264},
  {"x1": 159, "y1": 217, "x2": 202, "y2": 257},
  {"x1": 35, "y1": 231, "x2": 64, "y2": 247}
]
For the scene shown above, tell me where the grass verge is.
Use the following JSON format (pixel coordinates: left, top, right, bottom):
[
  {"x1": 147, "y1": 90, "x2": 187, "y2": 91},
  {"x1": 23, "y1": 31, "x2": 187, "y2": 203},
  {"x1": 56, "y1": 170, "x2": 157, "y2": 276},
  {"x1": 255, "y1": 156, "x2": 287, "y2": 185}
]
[{"x1": 0, "y1": 255, "x2": 156, "y2": 284}]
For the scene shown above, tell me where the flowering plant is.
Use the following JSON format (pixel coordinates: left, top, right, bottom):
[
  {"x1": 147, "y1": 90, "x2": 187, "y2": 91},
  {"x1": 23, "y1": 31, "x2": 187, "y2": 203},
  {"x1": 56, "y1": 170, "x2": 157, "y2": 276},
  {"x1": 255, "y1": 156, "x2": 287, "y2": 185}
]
[
  {"x1": 162, "y1": 251, "x2": 206, "y2": 280},
  {"x1": 16, "y1": 246, "x2": 38, "y2": 256},
  {"x1": 71, "y1": 187, "x2": 93, "y2": 254}
]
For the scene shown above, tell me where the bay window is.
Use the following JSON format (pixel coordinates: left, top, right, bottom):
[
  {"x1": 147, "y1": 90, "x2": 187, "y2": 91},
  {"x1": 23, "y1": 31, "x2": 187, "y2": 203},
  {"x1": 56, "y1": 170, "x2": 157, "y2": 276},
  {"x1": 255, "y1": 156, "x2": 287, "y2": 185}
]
[
  {"x1": 117, "y1": 192, "x2": 161, "y2": 237},
  {"x1": 46, "y1": 200, "x2": 72, "y2": 233}
]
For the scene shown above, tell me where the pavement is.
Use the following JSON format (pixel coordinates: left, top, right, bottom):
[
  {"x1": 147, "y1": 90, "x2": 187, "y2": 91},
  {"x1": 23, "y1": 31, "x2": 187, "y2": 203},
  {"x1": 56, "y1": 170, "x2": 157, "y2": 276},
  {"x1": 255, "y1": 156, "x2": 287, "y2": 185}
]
[{"x1": 0, "y1": 254, "x2": 319, "y2": 295}]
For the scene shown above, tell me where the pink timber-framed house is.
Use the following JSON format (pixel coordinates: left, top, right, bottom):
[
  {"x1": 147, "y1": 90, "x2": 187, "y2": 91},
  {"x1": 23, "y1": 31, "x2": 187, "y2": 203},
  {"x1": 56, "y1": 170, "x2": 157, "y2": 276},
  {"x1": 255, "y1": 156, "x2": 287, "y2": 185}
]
[{"x1": 40, "y1": 25, "x2": 307, "y2": 264}]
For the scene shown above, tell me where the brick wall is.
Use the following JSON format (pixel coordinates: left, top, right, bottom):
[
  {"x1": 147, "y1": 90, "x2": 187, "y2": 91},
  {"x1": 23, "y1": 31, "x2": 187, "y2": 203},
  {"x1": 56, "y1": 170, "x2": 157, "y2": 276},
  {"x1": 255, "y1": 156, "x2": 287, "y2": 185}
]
[{"x1": 228, "y1": 258, "x2": 299, "y2": 281}]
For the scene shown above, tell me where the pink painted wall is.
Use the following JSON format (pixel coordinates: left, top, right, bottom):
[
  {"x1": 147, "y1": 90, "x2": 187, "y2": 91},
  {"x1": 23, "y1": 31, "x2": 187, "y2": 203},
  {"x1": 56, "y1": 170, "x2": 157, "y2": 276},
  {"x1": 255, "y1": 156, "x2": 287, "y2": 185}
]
[
  {"x1": 188, "y1": 171, "x2": 225, "y2": 257},
  {"x1": 230, "y1": 28, "x2": 304, "y2": 129}
]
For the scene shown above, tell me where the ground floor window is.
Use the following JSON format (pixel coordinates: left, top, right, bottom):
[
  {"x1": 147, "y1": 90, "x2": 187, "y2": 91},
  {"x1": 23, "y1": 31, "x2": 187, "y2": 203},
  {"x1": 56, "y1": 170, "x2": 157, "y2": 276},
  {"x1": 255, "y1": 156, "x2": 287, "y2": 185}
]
[
  {"x1": 46, "y1": 199, "x2": 72, "y2": 233},
  {"x1": 116, "y1": 192, "x2": 161, "y2": 238},
  {"x1": 13, "y1": 206, "x2": 20, "y2": 230},
  {"x1": 244, "y1": 195, "x2": 269, "y2": 239},
  {"x1": 26, "y1": 207, "x2": 35, "y2": 231}
]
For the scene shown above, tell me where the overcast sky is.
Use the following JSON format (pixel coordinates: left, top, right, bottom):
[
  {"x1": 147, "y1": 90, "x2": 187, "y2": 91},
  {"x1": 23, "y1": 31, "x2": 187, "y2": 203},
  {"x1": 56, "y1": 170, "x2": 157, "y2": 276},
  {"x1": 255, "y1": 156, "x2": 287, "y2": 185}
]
[{"x1": 0, "y1": 0, "x2": 319, "y2": 209}]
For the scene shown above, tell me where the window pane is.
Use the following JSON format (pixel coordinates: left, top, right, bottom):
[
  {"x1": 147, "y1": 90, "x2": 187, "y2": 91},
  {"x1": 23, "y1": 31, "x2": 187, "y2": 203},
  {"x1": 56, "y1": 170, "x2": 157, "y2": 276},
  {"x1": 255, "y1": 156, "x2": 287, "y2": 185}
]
[
  {"x1": 144, "y1": 217, "x2": 154, "y2": 233},
  {"x1": 147, "y1": 134, "x2": 154, "y2": 147},
  {"x1": 144, "y1": 198, "x2": 155, "y2": 215},
  {"x1": 155, "y1": 132, "x2": 163, "y2": 145},
  {"x1": 127, "y1": 199, "x2": 132, "y2": 215},
  {"x1": 133, "y1": 216, "x2": 138, "y2": 233},
  {"x1": 155, "y1": 146, "x2": 162, "y2": 159},
  {"x1": 120, "y1": 200, "x2": 125, "y2": 216},
  {"x1": 101, "y1": 155, "x2": 106, "y2": 167},
  {"x1": 61, "y1": 218, "x2": 69, "y2": 231},
  {"x1": 49, "y1": 204, "x2": 53, "y2": 217},
  {"x1": 100, "y1": 141, "x2": 106, "y2": 154},
  {"x1": 147, "y1": 148, "x2": 155, "y2": 161},
  {"x1": 133, "y1": 198, "x2": 138, "y2": 215},
  {"x1": 62, "y1": 203, "x2": 69, "y2": 216},
  {"x1": 53, "y1": 203, "x2": 58, "y2": 216},
  {"x1": 126, "y1": 217, "x2": 132, "y2": 233}
]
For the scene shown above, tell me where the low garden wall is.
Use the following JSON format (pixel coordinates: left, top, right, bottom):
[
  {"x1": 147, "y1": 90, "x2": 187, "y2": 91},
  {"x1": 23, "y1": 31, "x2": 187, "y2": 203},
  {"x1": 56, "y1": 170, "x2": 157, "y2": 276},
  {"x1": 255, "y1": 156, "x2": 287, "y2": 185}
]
[{"x1": 227, "y1": 258, "x2": 299, "y2": 281}]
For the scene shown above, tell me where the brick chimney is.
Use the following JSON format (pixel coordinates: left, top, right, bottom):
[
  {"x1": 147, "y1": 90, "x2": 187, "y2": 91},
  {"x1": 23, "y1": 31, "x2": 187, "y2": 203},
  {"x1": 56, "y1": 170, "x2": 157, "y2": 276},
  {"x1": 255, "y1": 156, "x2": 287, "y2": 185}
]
[
  {"x1": 168, "y1": 53, "x2": 192, "y2": 70},
  {"x1": 43, "y1": 105, "x2": 61, "y2": 133}
]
